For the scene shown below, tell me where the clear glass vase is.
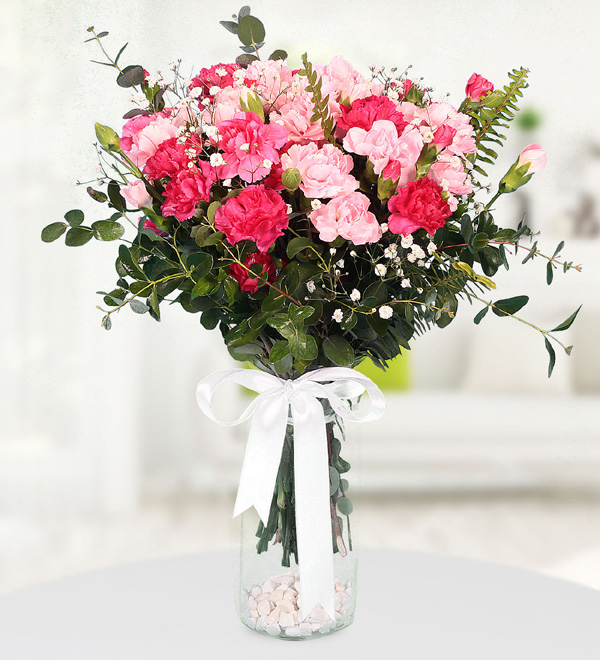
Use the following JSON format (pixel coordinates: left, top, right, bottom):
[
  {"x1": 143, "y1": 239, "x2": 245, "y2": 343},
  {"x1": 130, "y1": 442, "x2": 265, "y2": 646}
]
[{"x1": 235, "y1": 402, "x2": 358, "y2": 640}]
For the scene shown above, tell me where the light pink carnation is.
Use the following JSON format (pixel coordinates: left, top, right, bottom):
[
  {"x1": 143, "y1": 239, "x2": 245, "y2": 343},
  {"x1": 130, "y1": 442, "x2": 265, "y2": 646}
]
[
  {"x1": 281, "y1": 143, "x2": 358, "y2": 199},
  {"x1": 309, "y1": 192, "x2": 382, "y2": 245},
  {"x1": 321, "y1": 56, "x2": 380, "y2": 106},
  {"x1": 428, "y1": 154, "x2": 472, "y2": 196},
  {"x1": 344, "y1": 121, "x2": 423, "y2": 175},
  {"x1": 121, "y1": 180, "x2": 153, "y2": 209},
  {"x1": 246, "y1": 59, "x2": 294, "y2": 111},
  {"x1": 217, "y1": 111, "x2": 288, "y2": 183},
  {"x1": 206, "y1": 86, "x2": 247, "y2": 124},
  {"x1": 270, "y1": 92, "x2": 325, "y2": 143},
  {"x1": 121, "y1": 114, "x2": 181, "y2": 168},
  {"x1": 517, "y1": 144, "x2": 546, "y2": 173}
]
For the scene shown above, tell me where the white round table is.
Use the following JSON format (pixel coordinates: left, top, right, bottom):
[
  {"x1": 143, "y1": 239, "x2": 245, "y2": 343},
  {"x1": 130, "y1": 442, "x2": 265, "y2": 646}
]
[{"x1": 0, "y1": 550, "x2": 597, "y2": 659}]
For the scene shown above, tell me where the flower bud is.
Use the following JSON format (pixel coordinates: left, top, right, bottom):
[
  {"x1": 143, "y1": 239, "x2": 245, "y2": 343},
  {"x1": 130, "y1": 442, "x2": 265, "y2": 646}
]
[
  {"x1": 95, "y1": 123, "x2": 121, "y2": 152},
  {"x1": 281, "y1": 167, "x2": 301, "y2": 192},
  {"x1": 465, "y1": 73, "x2": 494, "y2": 102},
  {"x1": 499, "y1": 144, "x2": 546, "y2": 193}
]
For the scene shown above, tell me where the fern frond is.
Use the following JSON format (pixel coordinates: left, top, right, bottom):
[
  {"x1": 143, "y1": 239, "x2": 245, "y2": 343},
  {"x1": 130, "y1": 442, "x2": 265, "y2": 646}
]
[
  {"x1": 468, "y1": 67, "x2": 529, "y2": 175},
  {"x1": 298, "y1": 53, "x2": 335, "y2": 142}
]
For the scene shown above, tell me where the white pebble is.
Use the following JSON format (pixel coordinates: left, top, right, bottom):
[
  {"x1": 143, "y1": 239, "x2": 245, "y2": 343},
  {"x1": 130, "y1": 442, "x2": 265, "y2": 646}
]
[
  {"x1": 261, "y1": 580, "x2": 274, "y2": 593},
  {"x1": 249, "y1": 608, "x2": 258, "y2": 619},
  {"x1": 256, "y1": 617, "x2": 268, "y2": 631},
  {"x1": 279, "y1": 574, "x2": 295, "y2": 587},
  {"x1": 335, "y1": 582, "x2": 345, "y2": 593},
  {"x1": 277, "y1": 600, "x2": 294, "y2": 614},
  {"x1": 299, "y1": 623, "x2": 313, "y2": 636},
  {"x1": 251, "y1": 586, "x2": 262, "y2": 599},
  {"x1": 283, "y1": 591, "x2": 296, "y2": 602},
  {"x1": 256, "y1": 593, "x2": 271, "y2": 602},
  {"x1": 257, "y1": 600, "x2": 272, "y2": 616},
  {"x1": 285, "y1": 625, "x2": 302, "y2": 637},
  {"x1": 279, "y1": 612, "x2": 295, "y2": 628},
  {"x1": 265, "y1": 623, "x2": 281, "y2": 636},
  {"x1": 270, "y1": 588, "x2": 284, "y2": 602},
  {"x1": 294, "y1": 581, "x2": 301, "y2": 592},
  {"x1": 247, "y1": 597, "x2": 257, "y2": 609},
  {"x1": 265, "y1": 607, "x2": 281, "y2": 625}
]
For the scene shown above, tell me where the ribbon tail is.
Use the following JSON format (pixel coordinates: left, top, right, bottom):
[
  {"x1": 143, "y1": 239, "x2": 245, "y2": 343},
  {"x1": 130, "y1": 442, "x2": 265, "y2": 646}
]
[
  {"x1": 292, "y1": 393, "x2": 336, "y2": 622},
  {"x1": 233, "y1": 392, "x2": 289, "y2": 524}
]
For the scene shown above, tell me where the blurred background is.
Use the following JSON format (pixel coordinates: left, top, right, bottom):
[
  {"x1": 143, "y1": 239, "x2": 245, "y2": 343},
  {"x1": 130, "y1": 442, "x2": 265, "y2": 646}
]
[{"x1": 2, "y1": 0, "x2": 599, "y2": 594}]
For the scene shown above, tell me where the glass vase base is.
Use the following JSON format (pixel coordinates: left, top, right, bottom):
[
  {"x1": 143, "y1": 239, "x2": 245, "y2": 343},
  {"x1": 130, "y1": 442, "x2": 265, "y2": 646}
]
[{"x1": 241, "y1": 571, "x2": 353, "y2": 641}]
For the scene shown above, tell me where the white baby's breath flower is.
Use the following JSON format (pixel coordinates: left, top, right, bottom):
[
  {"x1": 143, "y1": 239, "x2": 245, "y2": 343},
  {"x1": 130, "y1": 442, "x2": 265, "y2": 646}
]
[
  {"x1": 417, "y1": 259, "x2": 425, "y2": 267},
  {"x1": 417, "y1": 287, "x2": 423, "y2": 294},
  {"x1": 203, "y1": 124, "x2": 219, "y2": 137},
  {"x1": 379, "y1": 305, "x2": 393, "y2": 320},
  {"x1": 336, "y1": 259, "x2": 345, "y2": 268},
  {"x1": 210, "y1": 153, "x2": 226, "y2": 167},
  {"x1": 350, "y1": 289, "x2": 361, "y2": 302},
  {"x1": 240, "y1": 143, "x2": 250, "y2": 153},
  {"x1": 306, "y1": 280, "x2": 316, "y2": 293},
  {"x1": 183, "y1": 78, "x2": 193, "y2": 87},
  {"x1": 329, "y1": 247, "x2": 337, "y2": 255},
  {"x1": 334, "y1": 269, "x2": 341, "y2": 277},
  {"x1": 407, "y1": 253, "x2": 417, "y2": 263},
  {"x1": 311, "y1": 199, "x2": 322, "y2": 210},
  {"x1": 427, "y1": 241, "x2": 437, "y2": 255},
  {"x1": 215, "y1": 67, "x2": 227, "y2": 76},
  {"x1": 374, "y1": 264, "x2": 387, "y2": 277},
  {"x1": 209, "y1": 85, "x2": 221, "y2": 96},
  {"x1": 411, "y1": 245, "x2": 426, "y2": 259},
  {"x1": 384, "y1": 244, "x2": 398, "y2": 259},
  {"x1": 169, "y1": 61, "x2": 177, "y2": 71},
  {"x1": 400, "y1": 234, "x2": 413, "y2": 248},
  {"x1": 286, "y1": 204, "x2": 293, "y2": 214},
  {"x1": 387, "y1": 90, "x2": 399, "y2": 101},
  {"x1": 262, "y1": 159, "x2": 273, "y2": 169},
  {"x1": 201, "y1": 98, "x2": 212, "y2": 107},
  {"x1": 222, "y1": 179, "x2": 232, "y2": 187},
  {"x1": 380, "y1": 223, "x2": 389, "y2": 234},
  {"x1": 401, "y1": 278, "x2": 411, "y2": 288},
  {"x1": 332, "y1": 309, "x2": 344, "y2": 323},
  {"x1": 350, "y1": 250, "x2": 357, "y2": 257},
  {"x1": 421, "y1": 129, "x2": 434, "y2": 143},
  {"x1": 393, "y1": 256, "x2": 401, "y2": 265}
]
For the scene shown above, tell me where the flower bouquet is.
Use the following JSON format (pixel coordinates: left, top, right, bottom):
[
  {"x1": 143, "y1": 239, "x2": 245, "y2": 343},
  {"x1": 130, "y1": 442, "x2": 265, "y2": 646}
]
[{"x1": 43, "y1": 5, "x2": 581, "y2": 641}]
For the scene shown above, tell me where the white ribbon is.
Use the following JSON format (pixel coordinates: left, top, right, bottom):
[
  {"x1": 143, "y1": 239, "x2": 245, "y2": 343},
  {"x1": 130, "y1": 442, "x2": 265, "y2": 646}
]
[{"x1": 196, "y1": 366, "x2": 385, "y2": 621}]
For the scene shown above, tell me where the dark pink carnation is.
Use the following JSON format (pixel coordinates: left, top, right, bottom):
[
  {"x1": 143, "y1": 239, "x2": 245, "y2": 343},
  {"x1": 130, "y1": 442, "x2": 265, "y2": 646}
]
[
  {"x1": 432, "y1": 124, "x2": 457, "y2": 150},
  {"x1": 161, "y1": 161, "x2": 216, "y2": 222},
  {"x1": 337, "y1": 95, "x2": 407, "y2": 136},
  {"x1": 143, "y1": 219, "x2": 168, "y2": 237},
  {"x1": 214, "y1": 185, "x2": 289, "y2": 251},
  {"x1": 143, "y1": 137, "x2": 189, "y2": 180},
  {"x1": 217, "y1": 112, "x2": 288, "y2": 183},
  {"x1": 387, "y1": 178, "x2": 451, "y2": 235},
  {"x1": 189, "y1": 63, "x2": 240, "y2": 100},
  {"x1": 230, "y1": 251, "x2": 277, "y2": 294},
  {"x1": 465, "y1": 73, "x2": 494, "y2": 102}
]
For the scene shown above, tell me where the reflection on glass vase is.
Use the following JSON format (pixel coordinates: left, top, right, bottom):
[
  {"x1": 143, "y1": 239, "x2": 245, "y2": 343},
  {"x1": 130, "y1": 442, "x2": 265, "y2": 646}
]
[{"x1": 236, "y1": 402, "x2": 358, "y2": 640}]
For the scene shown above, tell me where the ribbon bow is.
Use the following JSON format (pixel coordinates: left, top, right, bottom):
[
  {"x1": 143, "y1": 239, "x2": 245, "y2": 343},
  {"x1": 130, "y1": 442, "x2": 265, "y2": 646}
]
[{"x1": 196, "y1": 366, "x2": 385, "y2": 621}]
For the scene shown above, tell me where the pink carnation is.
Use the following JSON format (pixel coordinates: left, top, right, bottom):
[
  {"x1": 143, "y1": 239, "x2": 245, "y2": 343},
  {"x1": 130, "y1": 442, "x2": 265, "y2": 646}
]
[
  {"x1": 281, "y1": 143, "x2": 358, "y2": 199},
  {"x1": 214, "y1": 185, "x2": 289, "y2": 251},
  {"x1": 189, "y1": 63, "x2": 240, "y2": 100},
  {"x1": 230, "y1": 251, "x2": 277, "y2": 294},
  {"x1": 321, "y1": 56, "x2": 380, "y2": 106},
  {"x1": 161, "y1": 161, "x2": 215, "y2": 221},
  {"x1": 388, "y1": 178, "x2": 451, "y2": 236},
  {"x1": 432, "y1": 124, "x2": 457, "y2": 149},
  {"x1": 120, "y1": 113, "x2": 181, "y2": 168},
  {"x1": 270, "y1": 92, "x2": 326, "y2": 143},
  {"x1": 517, "y1": 144, "x2": 546, "y2": 173},
  {"x1": 143, "y1": 137, "x2": 189, "y2": 180},
  {"x1": 428, "y1": 155, "x2": 472, "y2": 196},
  {"x1": 246, "y1": 60, "x2": 294, "y2": 111},
  {"x1": 217, "y1": 111, "x2": 288, "y2": 183},
  {"x1": 337, "y1": 95, "x2": 407, "y2": 137},
  {"x1": 121, "y1": 180, "x2": 153, "y2": 209},
  {"x1": 344, "y1": 121, "x2": 423, "y2": 175},
  {"x1": 465, "y1": 73, "x2": 494, "y2": 102},
  {"x1": 309, "y1": 192, "x2": 382, "y2": 245}
]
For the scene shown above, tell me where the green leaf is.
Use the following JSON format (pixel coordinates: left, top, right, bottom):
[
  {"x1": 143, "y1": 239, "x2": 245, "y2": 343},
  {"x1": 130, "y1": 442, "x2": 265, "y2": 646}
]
[
  {"x1": 118, "y1": 244, "x2": 148, "y2": 280},
  {"x1": 188, "y1": 252, "x2": 214, "y2": 281},
  {"x1": 65, "y1": 227, "x2": 93, "y2": 247},
  {"x1": 323, "y1": 335, "x2": 354, "y2": 367},
  {"x1": 87, "y1": 187, "x2": 108, "y2": 203},
  {"x1": 492, "y1": 295, "x2": 529, "y2": 317},
  {"x1": 329, "y1": 467, "x2": 340, "y2": 496},
  {"x1": 65, "y1": 209, "x2": 84, "y2": 227},
  {"x1": 552, "y1": 241, "x2": 565, "y2": 259},
  {"x1": 269, "y1": 49, "x2": 288, "y2": 61},
  {"x1": 290, "y1": 332, "x2": 318, "y2": 361},
  {"x1": 237, "y1": 15, "x2": 265, "y2": 46},
  {"x1": 236, "y1": 54, "x2": 258, "y2": 67},
  {"x1": 148, "y1": 287, "x2": 160, "y2": 319},
  {"x1": 474, "y1": 306, "x2": 489, "y2": 324},
  {"x1": 116, "y1": 65, "x2": 146, "y2": 88},
  {"x1": 286, "y1": 237, "x2": 313, "y2": 259},
  {"x1": 336, "y1": 496, "x2": 353, "y2": 516},
  {"x1": 129, "y1": 298, "x2": 149, "y2": 314},
  {"x1": 107, "y1": 181, "x2": 126, "y2": 212},
  {"x1": 551, "y1": 305, "x2": 582, "y2": 332},
  {"x1": 102, "y1": 315, "x2": 112, "y2": 331},
  {"x1": 544, "y1": 337, "x2": 556, "y2": 378},
  {"x1": 219, "y1": 20, "x2": 238, "y2": 34},
  {"x1": 238, "y1": 5, "x2": 251, "y2": 17},
  {"x1": 472, "y1": 232, "x2": 489, "y2": 249},
  {"x1": 546, "y1": 261, "x2": 554, "y2": 285},
  {"x1": 269, "y1": 340, "x2": 290, "y2": 363},
  {"x1": 115, "y1": 42, "x2": 128, "y2": 65},
  {"x1": 274, "y1": 353, "x2": 294, "y2": 375},
  {"x1": 191, "y1": 275, "x2": 220, "y2": 299},
  {"x1": 92, "y1": 220, "x2": 125, "y2": 241},
  {"x1": 41, "y1": 222, "x2": 67, "y2": 243}
]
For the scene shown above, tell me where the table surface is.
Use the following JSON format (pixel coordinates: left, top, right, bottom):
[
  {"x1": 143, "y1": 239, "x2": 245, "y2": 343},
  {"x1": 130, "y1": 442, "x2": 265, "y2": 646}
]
[{"x1": 0, "y1": 550, "x2": 598, "y2": 660}]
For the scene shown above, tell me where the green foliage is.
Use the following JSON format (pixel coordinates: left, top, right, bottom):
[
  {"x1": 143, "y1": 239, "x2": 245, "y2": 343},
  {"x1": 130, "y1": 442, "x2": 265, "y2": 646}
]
[{"x1": 299, "y1": 54, "x2": 334, "y2": 142}]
